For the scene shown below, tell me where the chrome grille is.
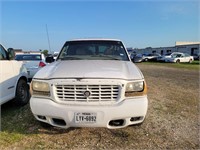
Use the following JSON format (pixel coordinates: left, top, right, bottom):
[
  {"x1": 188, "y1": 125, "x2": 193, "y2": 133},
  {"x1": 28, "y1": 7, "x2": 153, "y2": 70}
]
[{"x1": 55, "y1": 85, "x2": 119, "y2": 102}]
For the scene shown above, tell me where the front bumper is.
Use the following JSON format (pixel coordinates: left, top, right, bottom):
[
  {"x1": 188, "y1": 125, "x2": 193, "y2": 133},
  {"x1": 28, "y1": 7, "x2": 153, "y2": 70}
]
[
  {"x1": 30, "y1": 96, "x2": 148, "y2": 129},
  {"x1": 165, "y1": 59, "x2": 175, "y2": 63}
]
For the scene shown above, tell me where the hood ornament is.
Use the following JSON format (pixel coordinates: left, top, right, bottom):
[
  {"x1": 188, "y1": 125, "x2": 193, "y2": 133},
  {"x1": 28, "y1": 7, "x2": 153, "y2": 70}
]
[{"x1": 84, "y1": 91, "x2": 91, "y2": 98}]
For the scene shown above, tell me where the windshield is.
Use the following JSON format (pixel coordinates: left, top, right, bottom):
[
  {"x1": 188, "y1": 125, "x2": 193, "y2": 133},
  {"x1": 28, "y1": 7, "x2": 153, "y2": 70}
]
[
  {"x1": 165, "y1": 53, "x2": 172, "y2": 56},
  {"x1": 58, "y1": 40, "x2": 129, "y2": 61},
  {"x1": 171, "y1": 53, "x2": 182, "y2": 58},
  {"x1": 15, "y1": 54, "x2": 42, "y2": 61}
]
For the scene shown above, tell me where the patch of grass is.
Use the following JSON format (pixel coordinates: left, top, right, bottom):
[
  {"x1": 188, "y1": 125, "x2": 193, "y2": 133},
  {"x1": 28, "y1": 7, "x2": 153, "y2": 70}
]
[
  {"x1": 142, "y1": 61, "x2": 199, "y2": 70},
  {"x1": 0, "y1": 102, "x2": 40, "y2": 148},
  {"x1": 0, "y1": 132, "x2": 24, "y2": 147},
  {"x1": 1, "y1": 102, "x2": 37, "y2": 133}
]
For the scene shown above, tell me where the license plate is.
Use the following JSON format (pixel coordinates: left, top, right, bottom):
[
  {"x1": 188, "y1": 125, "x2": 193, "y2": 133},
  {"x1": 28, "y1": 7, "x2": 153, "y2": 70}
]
[{"x1": 75, "y1": 112, "x2": 97, "y2": 123}]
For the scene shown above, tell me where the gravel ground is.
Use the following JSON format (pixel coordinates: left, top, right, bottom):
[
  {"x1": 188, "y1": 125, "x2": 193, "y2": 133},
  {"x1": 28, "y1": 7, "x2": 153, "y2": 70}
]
[{"x1": 1, "y1": 63, "x2": 199, "y2": 149}]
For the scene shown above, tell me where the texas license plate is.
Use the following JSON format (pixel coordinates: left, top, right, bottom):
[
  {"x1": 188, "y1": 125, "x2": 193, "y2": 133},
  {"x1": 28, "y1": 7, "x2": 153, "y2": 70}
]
[{"x1": 75, "y1": 112, "x2": 97, "y2": 123}]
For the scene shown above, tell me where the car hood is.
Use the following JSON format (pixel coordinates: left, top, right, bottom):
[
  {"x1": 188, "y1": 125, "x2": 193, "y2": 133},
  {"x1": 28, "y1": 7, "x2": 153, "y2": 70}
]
[{"x1": 34, "y1": 60, "x2": 144, "y2": 80}]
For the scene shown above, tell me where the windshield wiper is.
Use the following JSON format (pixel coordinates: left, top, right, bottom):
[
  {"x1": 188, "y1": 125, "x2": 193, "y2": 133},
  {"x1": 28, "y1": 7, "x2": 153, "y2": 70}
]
[
  {"x1": 60, "y1": 57, "x2": 82, "y2": 60},
  {"x1": 91, "y1": 55, "x2": 121, "y2": 60}
]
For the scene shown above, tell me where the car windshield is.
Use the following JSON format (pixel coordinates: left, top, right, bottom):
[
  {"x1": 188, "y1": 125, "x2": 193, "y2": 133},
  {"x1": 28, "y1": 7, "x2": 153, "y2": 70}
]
[
  {"x1": 136, "y1": 54, "x2": 143, "y2": 57},
  {"x1": 165, "y1": 53, "x2": 172, "y2": 56},
  {"x1": 15, "y1": 54, "x2": 42, "y2": 61},
  {"x1": 172, "y1": 54, "x2": 182, "y2": 58},
  {"x1": 53, "y1": 53, "x2": 59, "y2": 57},
  {"x1": 58, "y1": 40, "x2": 129, "y2": 61}
]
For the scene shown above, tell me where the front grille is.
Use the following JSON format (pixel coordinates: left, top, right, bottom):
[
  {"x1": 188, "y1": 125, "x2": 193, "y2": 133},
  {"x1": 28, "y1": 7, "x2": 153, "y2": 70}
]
[{"x1": 55, "y1": 85, "x2": 119, "y2": 103}]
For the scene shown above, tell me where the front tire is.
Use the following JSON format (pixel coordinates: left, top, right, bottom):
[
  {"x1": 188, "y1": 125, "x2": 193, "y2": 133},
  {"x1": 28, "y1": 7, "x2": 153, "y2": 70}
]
[
  {"x1": 13, "y1": 79, "x2": 30, "y2": 106},
  {"x1": 176, "y1": 59, "x2": 180, "y2": 63}
]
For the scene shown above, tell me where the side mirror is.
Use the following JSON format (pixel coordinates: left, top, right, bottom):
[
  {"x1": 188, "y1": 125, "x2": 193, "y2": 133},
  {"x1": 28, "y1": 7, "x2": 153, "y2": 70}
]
[
  {"x1": 7, "y1": 48, "x2": 15, "y2": 60},
  {"x1": 46, "y1": 56, "x2": 55, "y2": 63}
]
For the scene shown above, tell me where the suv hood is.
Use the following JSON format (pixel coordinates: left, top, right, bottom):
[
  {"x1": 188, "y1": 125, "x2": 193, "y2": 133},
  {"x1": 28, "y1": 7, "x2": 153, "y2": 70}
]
[{"x1": 34, "y1": 60, "x2": 144, "y2": 80}]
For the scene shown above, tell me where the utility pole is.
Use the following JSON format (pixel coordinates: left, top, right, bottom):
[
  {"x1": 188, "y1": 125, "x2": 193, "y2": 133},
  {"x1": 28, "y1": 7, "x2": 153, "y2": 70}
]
[{"x1": 46, "y1": 24, "x2": 51, "y2": 54}]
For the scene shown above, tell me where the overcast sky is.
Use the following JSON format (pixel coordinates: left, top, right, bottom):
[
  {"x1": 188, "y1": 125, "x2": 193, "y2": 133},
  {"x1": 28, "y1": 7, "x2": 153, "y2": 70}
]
[{"x1": 1, "y1": 0, "x2": 199, "y2": 52}]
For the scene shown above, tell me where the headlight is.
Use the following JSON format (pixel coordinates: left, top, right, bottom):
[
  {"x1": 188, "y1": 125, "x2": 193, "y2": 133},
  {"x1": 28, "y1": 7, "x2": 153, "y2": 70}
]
[
  {"x1": 31, "y1": 81, "x2": 50, "y2": 97},
  {"x1": 126, "y1": 81, "x2": 144, "y2": 92},
  {"x1": 125, "y1": 81, "x2": 147, "y2": 97}
]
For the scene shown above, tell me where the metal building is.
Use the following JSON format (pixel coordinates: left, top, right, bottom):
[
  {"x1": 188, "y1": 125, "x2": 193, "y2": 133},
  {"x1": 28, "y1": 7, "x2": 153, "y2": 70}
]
[{"x1": 131, "y1": 42, "x2": 200, "y2": 56}]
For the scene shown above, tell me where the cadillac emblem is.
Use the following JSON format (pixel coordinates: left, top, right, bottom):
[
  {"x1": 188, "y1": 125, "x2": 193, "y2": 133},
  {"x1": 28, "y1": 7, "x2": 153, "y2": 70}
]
[{"x1": 84, "y1": 91, "x2": 90, "y2": 98}]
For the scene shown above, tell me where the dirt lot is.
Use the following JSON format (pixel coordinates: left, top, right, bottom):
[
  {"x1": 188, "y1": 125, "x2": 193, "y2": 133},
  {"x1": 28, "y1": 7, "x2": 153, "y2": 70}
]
[{"x1": 1, "y1": 63, "x2": 199, "y2": 149}]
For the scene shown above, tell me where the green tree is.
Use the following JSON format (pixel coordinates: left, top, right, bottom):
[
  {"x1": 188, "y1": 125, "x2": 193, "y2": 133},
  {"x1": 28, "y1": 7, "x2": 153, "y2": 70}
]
[{"x1": 41, "y1": 50, "x2": 48, "y2": 56}]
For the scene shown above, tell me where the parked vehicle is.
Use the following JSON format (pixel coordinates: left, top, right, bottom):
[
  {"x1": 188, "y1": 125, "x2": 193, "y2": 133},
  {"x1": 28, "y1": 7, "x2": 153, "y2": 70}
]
[
  {"x1": 165, "y1": 53, "x2": 194, "y2": 63},
  {"x1": 143, "y1": 53, "x2": 161, "y2": 62},
  {"x1": 30, "y1": 39, "x2": 148, "y2": 129},
  {"x1": 157, "y1": 52, "x2": 182, "y2": 62},
  {"x1": 192, "y1": 53, "x2": 200, "y2": 60},
  {"x1": 53, "y1": 52, "x2": 59, "y2": 60},
  {"x1": 130, "y1": 53, "x2": 144, "y2": 63},
  {"x1": 0, "y1": 44, "x2": 30, "y2": 105},
  {"x1": 15, "y1": 53, "x2": 46, "y2": 81}
]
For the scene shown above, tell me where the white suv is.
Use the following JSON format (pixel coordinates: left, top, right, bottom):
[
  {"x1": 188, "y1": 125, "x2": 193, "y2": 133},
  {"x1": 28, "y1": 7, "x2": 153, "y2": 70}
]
[
  {"x1": 30, "y1": 39, "x2": 148, "y2": 129},
  {"x1": 0, "y1": 44, "x2": 30, "y2": 105}
]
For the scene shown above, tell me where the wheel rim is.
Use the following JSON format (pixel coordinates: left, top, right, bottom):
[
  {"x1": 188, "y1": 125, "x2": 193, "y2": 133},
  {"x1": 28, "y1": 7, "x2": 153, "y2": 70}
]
[{"x1": 18, "y1": 84, "x2": 27, "y2": 101}]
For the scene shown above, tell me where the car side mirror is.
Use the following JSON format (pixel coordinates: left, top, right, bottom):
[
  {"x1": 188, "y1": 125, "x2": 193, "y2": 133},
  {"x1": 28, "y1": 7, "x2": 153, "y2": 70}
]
[
  {"x1": 46, "y1": 56, "x2": 55, "y2": 63},
  {"x1": 7, "y1": 48, "x2": 15, "y2": 60}
]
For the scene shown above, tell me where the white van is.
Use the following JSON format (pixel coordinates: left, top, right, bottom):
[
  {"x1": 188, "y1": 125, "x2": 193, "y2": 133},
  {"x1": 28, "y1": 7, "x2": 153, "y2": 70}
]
[{"x1": 0, "y1": 44, "x2": 30, "y2": 105}]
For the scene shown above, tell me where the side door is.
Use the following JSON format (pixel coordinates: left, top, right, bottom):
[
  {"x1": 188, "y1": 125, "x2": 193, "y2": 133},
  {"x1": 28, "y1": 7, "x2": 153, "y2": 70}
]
[
  {"x1": 184, "y1": 53, "x2": 191, "y2": 62},
  {"x1": 179, "y1": 54, "x2": 185, "y2": 62},
  {"x1": 0, "y1": 45, "x2": 16, "y2": 104}
]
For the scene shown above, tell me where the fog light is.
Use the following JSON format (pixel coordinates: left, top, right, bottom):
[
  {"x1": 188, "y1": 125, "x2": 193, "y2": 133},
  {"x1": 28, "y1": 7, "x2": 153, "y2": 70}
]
[
  {"x1": 52, "y1": 118, "x2": 66, "y2": 126},
  {"x1": 109, "y1": 119, "x2": 124, "y2": 126},
  {"x1": 130, "y1": 116, "x2": 143, "y2": 122},
  {"x1": 37, "y1": 115, "x2": 46, "y2": 120}
]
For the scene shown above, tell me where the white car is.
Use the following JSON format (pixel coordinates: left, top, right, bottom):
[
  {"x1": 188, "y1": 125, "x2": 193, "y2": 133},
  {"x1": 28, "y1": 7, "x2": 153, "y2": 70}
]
[
  {"x1": 142, "y1": 53, "x2": 161, "y2": 62},
  {"x1": 157, "y1": 52, "x2": 182, "y2": 62},
  {"x1": 15, "y1": 53, "x2": 46, "y2": 81},
  {"x1": 165, "y1": 53, "x2": 194, "y2": 63},
  {"x1": 0, "y1": 44, "x2": 30, "y2": 105},
  {"x1": 53, "y1": 52, "x2": 59, "y2": 60},
  {"x1": 30, "y1": 39, "x2": 148, "y2": 129}
]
